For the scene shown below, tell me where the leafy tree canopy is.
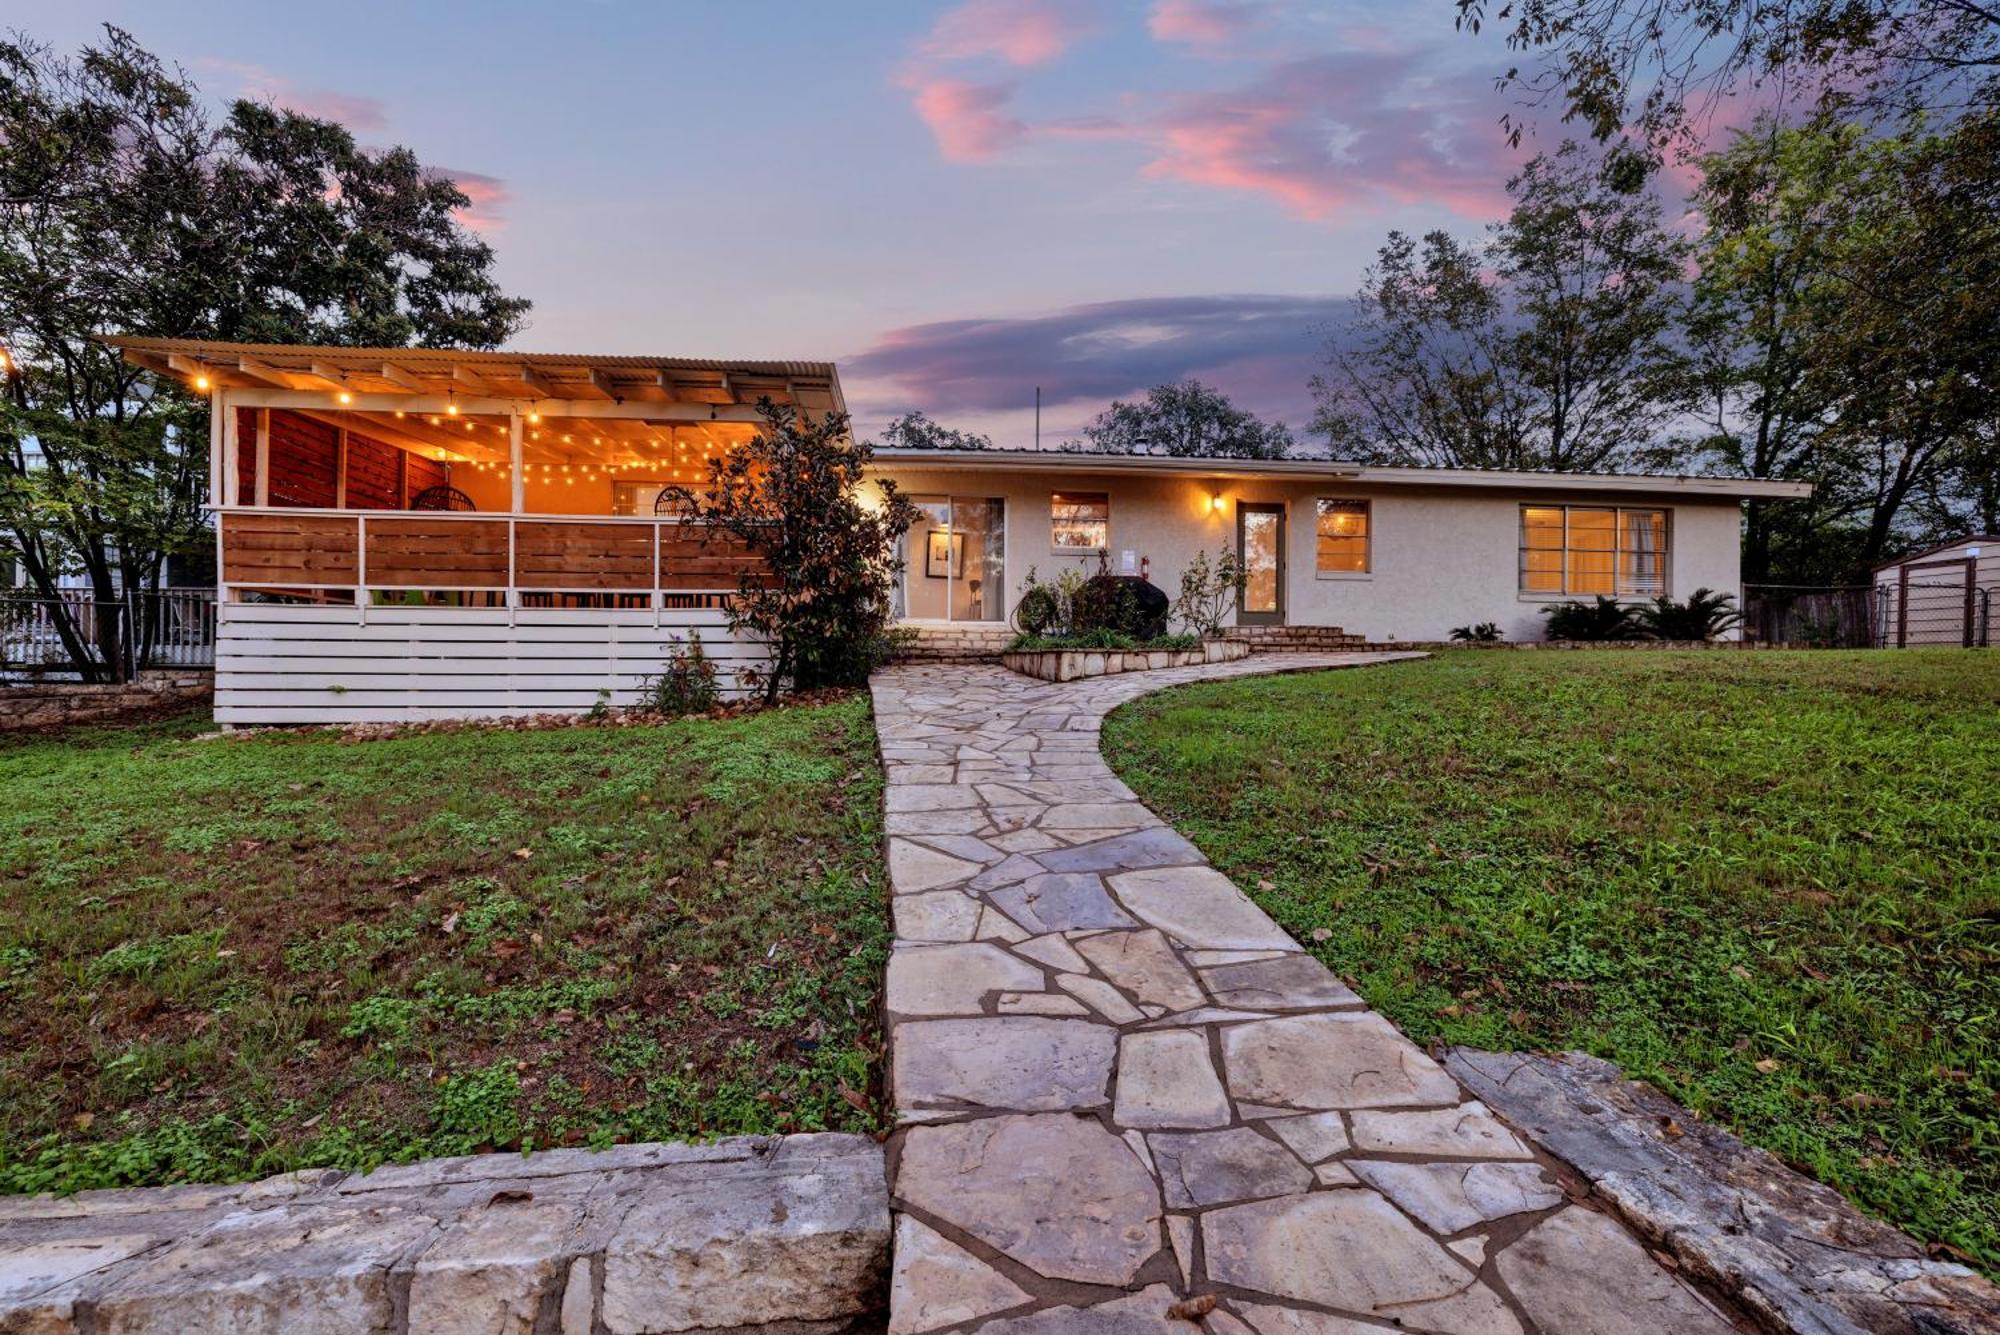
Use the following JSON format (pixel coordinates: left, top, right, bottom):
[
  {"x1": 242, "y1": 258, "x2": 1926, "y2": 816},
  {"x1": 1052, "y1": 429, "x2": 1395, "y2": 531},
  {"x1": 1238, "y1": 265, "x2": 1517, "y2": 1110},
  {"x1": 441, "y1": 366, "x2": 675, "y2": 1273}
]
[
  {"x1": 1075, "y1": 380, "x2": 1295, "y2": 459},
  {"x1": 1456, "y1": 0, "x2": 1999, "y2": 151},
  {"x1": 872, "y1": 409, "x2": 994, "y2": 451},
  {"x1": 0, "y1": 25, "x2": 530, "y2": 677},
  {"x1": 1313, "y1": 142, "x2": 1690, "y2": 474}
]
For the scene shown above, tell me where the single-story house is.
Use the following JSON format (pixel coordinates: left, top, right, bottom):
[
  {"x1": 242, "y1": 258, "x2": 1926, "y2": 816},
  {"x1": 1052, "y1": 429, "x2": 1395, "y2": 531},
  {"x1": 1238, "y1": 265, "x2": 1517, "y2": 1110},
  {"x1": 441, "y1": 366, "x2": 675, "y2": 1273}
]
[
  {"x1": 109, "y1": 337, "x2": 1810, "y2": 724},
  {"x1": 1872, "y1": 536, "x2": 1997, "y2": 647}
]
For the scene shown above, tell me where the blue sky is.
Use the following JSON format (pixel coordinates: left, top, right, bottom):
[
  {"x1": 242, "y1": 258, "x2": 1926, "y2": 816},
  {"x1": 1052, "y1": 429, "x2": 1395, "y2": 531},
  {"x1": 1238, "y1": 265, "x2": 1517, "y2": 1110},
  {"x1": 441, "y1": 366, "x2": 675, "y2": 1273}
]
[{"x1": 9, "y1": 1, "x2": 1549, "y2": 442}]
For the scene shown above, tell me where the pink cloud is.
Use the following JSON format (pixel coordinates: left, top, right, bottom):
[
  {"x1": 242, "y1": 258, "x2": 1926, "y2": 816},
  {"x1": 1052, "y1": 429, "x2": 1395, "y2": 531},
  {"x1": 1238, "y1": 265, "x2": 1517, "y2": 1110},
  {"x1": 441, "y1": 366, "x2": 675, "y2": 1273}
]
[
  {"x1": 908, "y1": 79, "x2": 1029, "y2": 161},
  {"x1": 201, "y1": 58, "x2": 388, "y2": 131},
  {"x1": 430, "y1": 168, "x2": 511, "y2": 232},
  {"x1": 920, "y1": 0, "x2": 1094, "y2": 66},
  {"x1": 1140, "y1": 55, "x2": 1520, "y2": 221},
  {"x1": 1149, "y1": 0, "x2": 1269, "y2": 48}
]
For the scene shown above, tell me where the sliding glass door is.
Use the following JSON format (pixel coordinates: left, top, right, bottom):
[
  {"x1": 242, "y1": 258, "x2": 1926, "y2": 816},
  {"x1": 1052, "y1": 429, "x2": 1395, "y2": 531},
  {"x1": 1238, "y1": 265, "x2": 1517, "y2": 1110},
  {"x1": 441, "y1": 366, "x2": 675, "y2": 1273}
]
[{"x1": 900, "y1": 496, "x2": 1006, "y2": 623}]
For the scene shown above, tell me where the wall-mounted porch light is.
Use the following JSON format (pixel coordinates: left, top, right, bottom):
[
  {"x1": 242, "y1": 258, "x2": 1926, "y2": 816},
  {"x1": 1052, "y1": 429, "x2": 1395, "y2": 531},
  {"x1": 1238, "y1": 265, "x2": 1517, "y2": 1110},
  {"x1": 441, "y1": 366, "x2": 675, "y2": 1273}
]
[{"x1": 1209, "y1": 487, "x2": 1226, "y2": 513}]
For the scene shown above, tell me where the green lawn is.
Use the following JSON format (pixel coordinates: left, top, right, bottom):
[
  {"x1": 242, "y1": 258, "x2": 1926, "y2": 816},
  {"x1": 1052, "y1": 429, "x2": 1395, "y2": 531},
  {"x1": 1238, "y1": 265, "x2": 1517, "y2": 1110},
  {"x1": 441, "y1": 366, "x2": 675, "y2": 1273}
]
[
  {"x1": 0, "y1": 699, "x2": 889, "y2": 1194},
  {"x1": 1104, "y1": 650, "x2": 1998, "y2": 1274}
]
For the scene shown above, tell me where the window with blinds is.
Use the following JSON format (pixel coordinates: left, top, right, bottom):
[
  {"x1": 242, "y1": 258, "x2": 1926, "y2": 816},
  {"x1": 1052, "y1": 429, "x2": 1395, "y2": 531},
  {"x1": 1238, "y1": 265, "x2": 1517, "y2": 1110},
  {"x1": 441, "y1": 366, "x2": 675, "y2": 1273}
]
[
  {"x1": 1521, "y1": 506, "x2": 1668, "y2": 596},
  {"x1": 1315, "y1": 499, "x2": 1371, "y2": 573},
  {"x1": 1051, "y1": 492, "x2": 1109, "y2": 549}
]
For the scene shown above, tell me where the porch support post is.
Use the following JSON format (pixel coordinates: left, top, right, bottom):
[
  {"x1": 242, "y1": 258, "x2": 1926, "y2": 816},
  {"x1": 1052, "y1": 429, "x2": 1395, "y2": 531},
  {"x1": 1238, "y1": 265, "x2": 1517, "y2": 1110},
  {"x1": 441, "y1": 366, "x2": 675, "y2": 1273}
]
[
  {"x1": 509, "y1": 411, "x2": 524, "y2": 610},
  {"x1": 221, "y1": 395, "x2": 242, "y2": 507},
  {"x1": 253, "y1": 409, "x2": 271, "y2": 507},
  {"x1": 208, "y1": 391, "x2": 226, "y2": 511},
  {"x1": 509, "y1": 411, "x2": 525, "y2": 513}
]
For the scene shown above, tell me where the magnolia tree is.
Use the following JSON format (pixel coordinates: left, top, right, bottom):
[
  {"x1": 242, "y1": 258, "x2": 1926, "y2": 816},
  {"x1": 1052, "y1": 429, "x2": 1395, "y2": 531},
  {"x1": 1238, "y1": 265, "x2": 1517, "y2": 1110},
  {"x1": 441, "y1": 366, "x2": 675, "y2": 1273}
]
[{"x1": 671, "y1": 400, "x2": 919, "y2": 703}]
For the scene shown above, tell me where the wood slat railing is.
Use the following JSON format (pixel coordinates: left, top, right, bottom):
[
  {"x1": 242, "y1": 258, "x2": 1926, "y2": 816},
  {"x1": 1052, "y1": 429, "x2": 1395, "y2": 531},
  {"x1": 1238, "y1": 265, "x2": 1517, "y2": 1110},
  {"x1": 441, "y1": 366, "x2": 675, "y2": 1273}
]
[{"x1": 218, "y1": 508, "x2": 770, "y2": 602}]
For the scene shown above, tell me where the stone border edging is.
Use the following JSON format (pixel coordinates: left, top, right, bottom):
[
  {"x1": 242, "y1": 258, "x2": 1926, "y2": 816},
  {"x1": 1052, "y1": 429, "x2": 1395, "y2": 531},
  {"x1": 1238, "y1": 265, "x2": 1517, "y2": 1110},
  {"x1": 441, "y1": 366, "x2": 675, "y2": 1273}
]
[
  {"x1": 1449, "y1": 1049, "x2": 2000, "y2": 1335},
  {"x1": 0, "y1": 1133, "x2": 890, "y2": 1334}
]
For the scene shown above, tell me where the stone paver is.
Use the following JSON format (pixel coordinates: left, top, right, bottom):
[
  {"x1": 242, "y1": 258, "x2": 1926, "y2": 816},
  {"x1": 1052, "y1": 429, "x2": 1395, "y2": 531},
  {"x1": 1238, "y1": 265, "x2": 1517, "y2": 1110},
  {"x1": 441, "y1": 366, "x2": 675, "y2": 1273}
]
[{"x1": 871, "y1": 656, "x2": 1734, "y2": 1334}]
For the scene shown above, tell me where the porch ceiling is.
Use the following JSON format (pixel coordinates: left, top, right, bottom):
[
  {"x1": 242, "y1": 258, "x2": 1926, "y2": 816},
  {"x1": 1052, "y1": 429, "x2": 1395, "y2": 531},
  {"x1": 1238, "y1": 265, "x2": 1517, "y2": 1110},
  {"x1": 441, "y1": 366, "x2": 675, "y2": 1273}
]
[{"x1": 103, "y1": 336, "x2": 844, "y2": 413}]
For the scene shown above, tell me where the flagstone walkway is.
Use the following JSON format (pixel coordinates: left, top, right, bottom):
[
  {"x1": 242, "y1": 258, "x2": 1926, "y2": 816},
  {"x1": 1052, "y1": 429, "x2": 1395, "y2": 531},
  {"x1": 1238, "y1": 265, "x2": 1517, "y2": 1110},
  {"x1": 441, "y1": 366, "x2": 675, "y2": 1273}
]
[{"x1": 872, "y1": 655, "x2": 1740, "y2": 1335}]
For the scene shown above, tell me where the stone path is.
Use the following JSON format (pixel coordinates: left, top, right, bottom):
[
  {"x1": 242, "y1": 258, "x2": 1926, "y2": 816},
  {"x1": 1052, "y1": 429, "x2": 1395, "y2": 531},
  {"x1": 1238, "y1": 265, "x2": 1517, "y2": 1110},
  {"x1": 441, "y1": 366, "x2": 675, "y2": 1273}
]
[{"x1": 873, "y1": 655, "x2": 1739, "y2": 1335}]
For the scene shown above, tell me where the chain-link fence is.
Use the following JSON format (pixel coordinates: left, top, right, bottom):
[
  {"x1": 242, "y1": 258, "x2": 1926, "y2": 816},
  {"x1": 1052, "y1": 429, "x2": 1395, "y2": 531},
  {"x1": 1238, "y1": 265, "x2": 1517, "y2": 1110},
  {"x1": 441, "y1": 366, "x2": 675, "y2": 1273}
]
[
  {"x1": 0, "y1": 588, "x2": 215, "y2": 679},
  {"x1": 1744, "y1": 580, "x2": 1994, "y2": 648}
]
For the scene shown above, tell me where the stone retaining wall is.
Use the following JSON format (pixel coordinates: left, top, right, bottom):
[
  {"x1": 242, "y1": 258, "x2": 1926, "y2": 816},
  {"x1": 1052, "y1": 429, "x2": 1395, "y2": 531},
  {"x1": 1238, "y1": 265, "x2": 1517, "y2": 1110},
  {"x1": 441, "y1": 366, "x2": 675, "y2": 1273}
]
[
  {"x1": 1001, "y1": 638, "x2": 1249, "y2": 682},
  {"x1": 890, "y1": 628, "x2": 1014, "y2": 664},
  {"x1": 0, "y1": 672, "x2": 212, "y2": 732},
  {"x1": 1222, "y1": 626, "x2": 1367, "y2": 652},
  {"x1": 0, "y1": 1134, "x2": 890, "y2": 1334}
]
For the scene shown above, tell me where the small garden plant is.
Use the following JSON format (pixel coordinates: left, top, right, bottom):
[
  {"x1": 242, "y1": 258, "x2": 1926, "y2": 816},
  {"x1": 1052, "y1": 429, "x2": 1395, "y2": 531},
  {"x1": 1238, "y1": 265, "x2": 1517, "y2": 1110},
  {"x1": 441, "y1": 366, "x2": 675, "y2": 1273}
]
[
  {"x1": 640, "y1": 632, "x2": 721, "y2": 715},
  {"x1": 1173, "y1": 546, "x2": 1244, "y2": 637}
]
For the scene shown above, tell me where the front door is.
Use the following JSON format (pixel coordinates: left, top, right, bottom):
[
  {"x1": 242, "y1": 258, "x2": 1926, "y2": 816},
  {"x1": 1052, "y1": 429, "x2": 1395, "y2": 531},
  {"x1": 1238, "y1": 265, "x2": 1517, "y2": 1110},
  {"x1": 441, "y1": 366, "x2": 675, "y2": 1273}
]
[{"x1": 1237, "y1": 502, "x2": 1285, "y2": 625}]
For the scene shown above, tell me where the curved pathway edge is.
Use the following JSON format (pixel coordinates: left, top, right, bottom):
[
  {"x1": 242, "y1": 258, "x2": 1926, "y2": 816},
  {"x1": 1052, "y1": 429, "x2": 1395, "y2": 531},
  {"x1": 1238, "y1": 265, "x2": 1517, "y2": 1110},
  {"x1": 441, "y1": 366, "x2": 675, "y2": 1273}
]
[{"x1": 872, "y1": 654, "x2": 1737, "y2": 1335}]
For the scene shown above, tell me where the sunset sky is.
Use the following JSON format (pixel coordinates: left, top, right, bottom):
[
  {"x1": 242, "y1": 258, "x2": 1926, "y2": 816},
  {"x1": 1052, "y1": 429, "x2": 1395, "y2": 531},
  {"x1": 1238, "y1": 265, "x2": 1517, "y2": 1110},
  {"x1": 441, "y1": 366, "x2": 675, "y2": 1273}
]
[{"x1": 13, "y1": 1, "x2": 1565, "y2": 443}]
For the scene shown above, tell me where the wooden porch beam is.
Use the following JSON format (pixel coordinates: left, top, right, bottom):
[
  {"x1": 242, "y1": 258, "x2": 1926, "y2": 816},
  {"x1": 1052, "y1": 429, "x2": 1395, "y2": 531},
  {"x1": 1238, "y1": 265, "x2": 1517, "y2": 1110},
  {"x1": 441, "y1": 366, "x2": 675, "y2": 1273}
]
[
  {"x1": 237, "y1": 358, "x2": 296, "y2": 389},
  {"x1": 380, "y1": 362, "x2": 432, "y2": 394}
]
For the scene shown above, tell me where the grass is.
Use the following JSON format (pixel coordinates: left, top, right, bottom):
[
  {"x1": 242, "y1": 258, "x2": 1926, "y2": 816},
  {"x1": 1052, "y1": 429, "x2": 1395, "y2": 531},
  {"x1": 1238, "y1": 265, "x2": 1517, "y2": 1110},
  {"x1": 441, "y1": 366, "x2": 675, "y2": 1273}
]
[
  {"x1": 1103, "y1": 650, "x2": 1999, "y2": 1275},
  {"x1": 0, "y1": 698, "x2": 889, "y2": 1194}
]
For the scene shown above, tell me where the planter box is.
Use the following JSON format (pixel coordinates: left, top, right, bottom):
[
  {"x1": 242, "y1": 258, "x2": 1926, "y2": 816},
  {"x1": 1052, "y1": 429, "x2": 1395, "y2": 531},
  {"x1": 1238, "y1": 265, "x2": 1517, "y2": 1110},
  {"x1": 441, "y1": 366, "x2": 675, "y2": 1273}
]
[{"x1": 1001, "y1": 638, "x2": 1250, "y2": 682}]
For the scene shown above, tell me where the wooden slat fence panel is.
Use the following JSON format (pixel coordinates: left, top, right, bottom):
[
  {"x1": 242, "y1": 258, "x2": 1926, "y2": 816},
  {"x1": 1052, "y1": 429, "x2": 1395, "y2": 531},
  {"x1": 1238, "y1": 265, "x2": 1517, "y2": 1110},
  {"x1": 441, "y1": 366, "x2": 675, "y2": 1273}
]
[
  {"x1": 214, "y1": 602, "x2": 766, "y2": 723},
  {"x1": 221, "y1": 512, "x2": 360, "y2": 585},
  {"x1": 515, "y1": 521, "x2": 654, "y2": 590},
  {"x1": 364, "y1": 518, "x2": 510, "y2": 587}
]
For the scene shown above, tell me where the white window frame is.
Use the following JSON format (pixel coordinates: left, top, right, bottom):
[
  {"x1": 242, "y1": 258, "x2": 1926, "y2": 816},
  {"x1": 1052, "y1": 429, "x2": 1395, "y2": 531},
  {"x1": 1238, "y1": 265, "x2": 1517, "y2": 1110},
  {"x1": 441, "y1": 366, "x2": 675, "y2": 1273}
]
[{"x1": 1519, "y1": 504, "x2": 1671, "y2": 598}]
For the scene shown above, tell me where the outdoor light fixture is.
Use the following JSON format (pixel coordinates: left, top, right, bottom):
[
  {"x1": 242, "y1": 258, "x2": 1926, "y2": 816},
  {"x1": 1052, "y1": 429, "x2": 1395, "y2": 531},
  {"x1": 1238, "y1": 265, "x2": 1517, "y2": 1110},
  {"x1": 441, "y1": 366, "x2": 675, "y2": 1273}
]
[
  {"x1": 1210, "y1": 490, "x2": 1226, "y2": 513},
  {"x1": 193, "y1": 374, "x2": 210, "y2": 391},
  {"x1": 336, "y1": 390, "x2": 352, "y2": 404}
]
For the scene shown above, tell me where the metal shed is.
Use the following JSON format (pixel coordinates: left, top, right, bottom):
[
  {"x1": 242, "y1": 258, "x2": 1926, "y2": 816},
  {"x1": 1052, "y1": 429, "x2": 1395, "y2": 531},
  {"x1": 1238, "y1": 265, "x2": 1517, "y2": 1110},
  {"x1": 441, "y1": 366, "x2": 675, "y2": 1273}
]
[{"x1": 1872, "y1": 536, "x2": 1998, "y2": 646}]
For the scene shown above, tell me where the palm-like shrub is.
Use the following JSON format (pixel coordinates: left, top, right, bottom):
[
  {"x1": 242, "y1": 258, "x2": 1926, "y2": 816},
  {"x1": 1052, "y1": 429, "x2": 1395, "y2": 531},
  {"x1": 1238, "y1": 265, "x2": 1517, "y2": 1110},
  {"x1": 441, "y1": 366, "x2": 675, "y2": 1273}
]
[
  {"x1": 1541, "y1": 595, "x2": 1643, "y2": 641},
  {"x1": 1638, "y1": 588, "x2": 1742, "y2": 641}
]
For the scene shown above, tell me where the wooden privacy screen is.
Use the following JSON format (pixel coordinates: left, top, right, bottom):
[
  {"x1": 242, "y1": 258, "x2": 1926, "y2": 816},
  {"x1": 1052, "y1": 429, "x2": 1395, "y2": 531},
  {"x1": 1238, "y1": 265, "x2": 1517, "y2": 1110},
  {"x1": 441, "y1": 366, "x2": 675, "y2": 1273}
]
[
  {"x1": 513, "y1": 521, "x2": 653, "y2": 590},
  {"x1": 233, "y1": 409, "x2": 447, "y2": 509},
  {"x1": 220, "y1": 512, "x2": 361, "y2": 585},
  {"x1": 657, "y1": 528, "x2": 769, "y2": 590},
  {"x1": 364, "y1": 518, "x2": 510, "y2": 587},
  {"x1": 221, "y1": 513, "x2": 771, "y2": 592}
]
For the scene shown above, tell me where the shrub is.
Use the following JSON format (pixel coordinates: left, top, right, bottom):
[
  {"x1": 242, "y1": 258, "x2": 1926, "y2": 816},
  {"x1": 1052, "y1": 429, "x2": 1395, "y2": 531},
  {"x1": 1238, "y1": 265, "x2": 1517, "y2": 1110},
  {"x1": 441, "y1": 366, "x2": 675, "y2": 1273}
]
[
  {"x1": 1173, "y1": 547, "x2": 1245, "y2": 637},
  {"x1": 1637, "y1": 588, "x2": 1742, "y2": 641},
  {"x1": 668, "y1": 400, "x2": 919, "y2": 702},
  {"x1": 641, "y1": 632, "x2": 721, "y2": 715},
  {"x1": 1541, "y1": 595, "x2": 1643, "y2": 641},
  {"x1": 1450, "y1": 621, "x2": 1503, "y2": 642},
  {"x1": 1012, "y1": 565, "x2": 1088, "y2": 638}
]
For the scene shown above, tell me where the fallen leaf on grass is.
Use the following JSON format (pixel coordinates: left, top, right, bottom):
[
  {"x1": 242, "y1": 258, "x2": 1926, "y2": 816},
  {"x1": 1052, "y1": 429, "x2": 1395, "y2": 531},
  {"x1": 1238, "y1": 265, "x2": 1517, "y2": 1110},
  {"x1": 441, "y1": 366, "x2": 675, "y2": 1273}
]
[
  {"x1": 837, "y1": 1085, "x2": 870, "y2": 1114},
  {"x1": 1754, "y1": 1058, "x2": 1782, "y2": 1074},
  {"x1": 1310, "y1": 928, "x2": 1332, "y2": 943},
  {"x1": 513, "y1": 848, "x2": 534, "y2": 860}
]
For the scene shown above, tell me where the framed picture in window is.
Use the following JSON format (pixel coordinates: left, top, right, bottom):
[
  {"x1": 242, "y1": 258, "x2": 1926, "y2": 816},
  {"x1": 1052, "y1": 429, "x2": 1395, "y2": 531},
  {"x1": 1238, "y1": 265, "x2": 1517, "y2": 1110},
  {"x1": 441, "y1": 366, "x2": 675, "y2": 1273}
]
[{"x1": 925, "y1": 529, "x2": 963, "y2": 579}]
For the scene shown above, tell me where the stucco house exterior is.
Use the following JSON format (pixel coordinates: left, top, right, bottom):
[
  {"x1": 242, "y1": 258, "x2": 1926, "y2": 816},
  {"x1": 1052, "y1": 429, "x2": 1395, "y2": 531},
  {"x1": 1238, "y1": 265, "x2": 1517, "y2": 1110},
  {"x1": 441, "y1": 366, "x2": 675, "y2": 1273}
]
[
  {"x1": 106, "y1": 337, "x2": 1809, "y2": 724},
  {"x1": 867, "y1": 450, "x2": 1808, "y2": 649}
]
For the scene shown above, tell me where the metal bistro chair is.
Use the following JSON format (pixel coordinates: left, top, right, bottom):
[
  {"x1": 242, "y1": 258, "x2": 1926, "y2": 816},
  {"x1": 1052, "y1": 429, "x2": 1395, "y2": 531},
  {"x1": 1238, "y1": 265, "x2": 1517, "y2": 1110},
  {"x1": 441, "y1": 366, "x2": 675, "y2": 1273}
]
[{"x1": 409, "y1": 485, "x2": 477, "y2": 512}]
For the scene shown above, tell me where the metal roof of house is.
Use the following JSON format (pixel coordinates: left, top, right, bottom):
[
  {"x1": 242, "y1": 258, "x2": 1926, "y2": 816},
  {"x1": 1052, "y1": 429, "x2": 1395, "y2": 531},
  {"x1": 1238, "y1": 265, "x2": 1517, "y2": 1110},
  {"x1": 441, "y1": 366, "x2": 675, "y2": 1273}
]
[
  {"x1": 104, "y1": 336, "x2": 845, "y2": 412},
  {"x1": 865, "y1": 447, "x2": 1815, "y2": 499}
]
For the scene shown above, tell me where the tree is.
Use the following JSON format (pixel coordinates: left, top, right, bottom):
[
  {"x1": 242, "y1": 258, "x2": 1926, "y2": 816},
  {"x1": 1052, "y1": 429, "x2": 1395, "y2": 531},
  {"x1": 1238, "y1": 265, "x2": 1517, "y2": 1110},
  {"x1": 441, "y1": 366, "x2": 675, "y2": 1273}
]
[
  {"x1": 671, "y1": 400, "x2": 919, "y2": 703},
  {"x1": 1078, "y1": 380, "x2": 1294, "y2": 458},
  {"x1": 0, "y1": 27, "x2": 529, "y2": 679},
  {"x1": 872, "y1": 410, "x2": 994, "y2": 451},
  {"x1": 1315, "y1": 143, "x2": 1690, "y2": 472},
  {"x1": 1455, "y1": 0, "x2": 2000, "y2": 152},
  {"x1": 1682, "y1": 117, "x2": 1849, "y2": 581},
  {"x1": 1311, "y1": 230, "x2": 1533, "y2": 468}
]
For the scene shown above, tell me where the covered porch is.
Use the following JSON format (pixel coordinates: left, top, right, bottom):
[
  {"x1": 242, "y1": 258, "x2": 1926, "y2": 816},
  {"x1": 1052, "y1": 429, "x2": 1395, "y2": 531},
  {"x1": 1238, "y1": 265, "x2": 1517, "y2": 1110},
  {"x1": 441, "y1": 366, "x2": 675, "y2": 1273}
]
[{"x1": 112, "y1": 337, "x2": 840, "y2": 722}]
